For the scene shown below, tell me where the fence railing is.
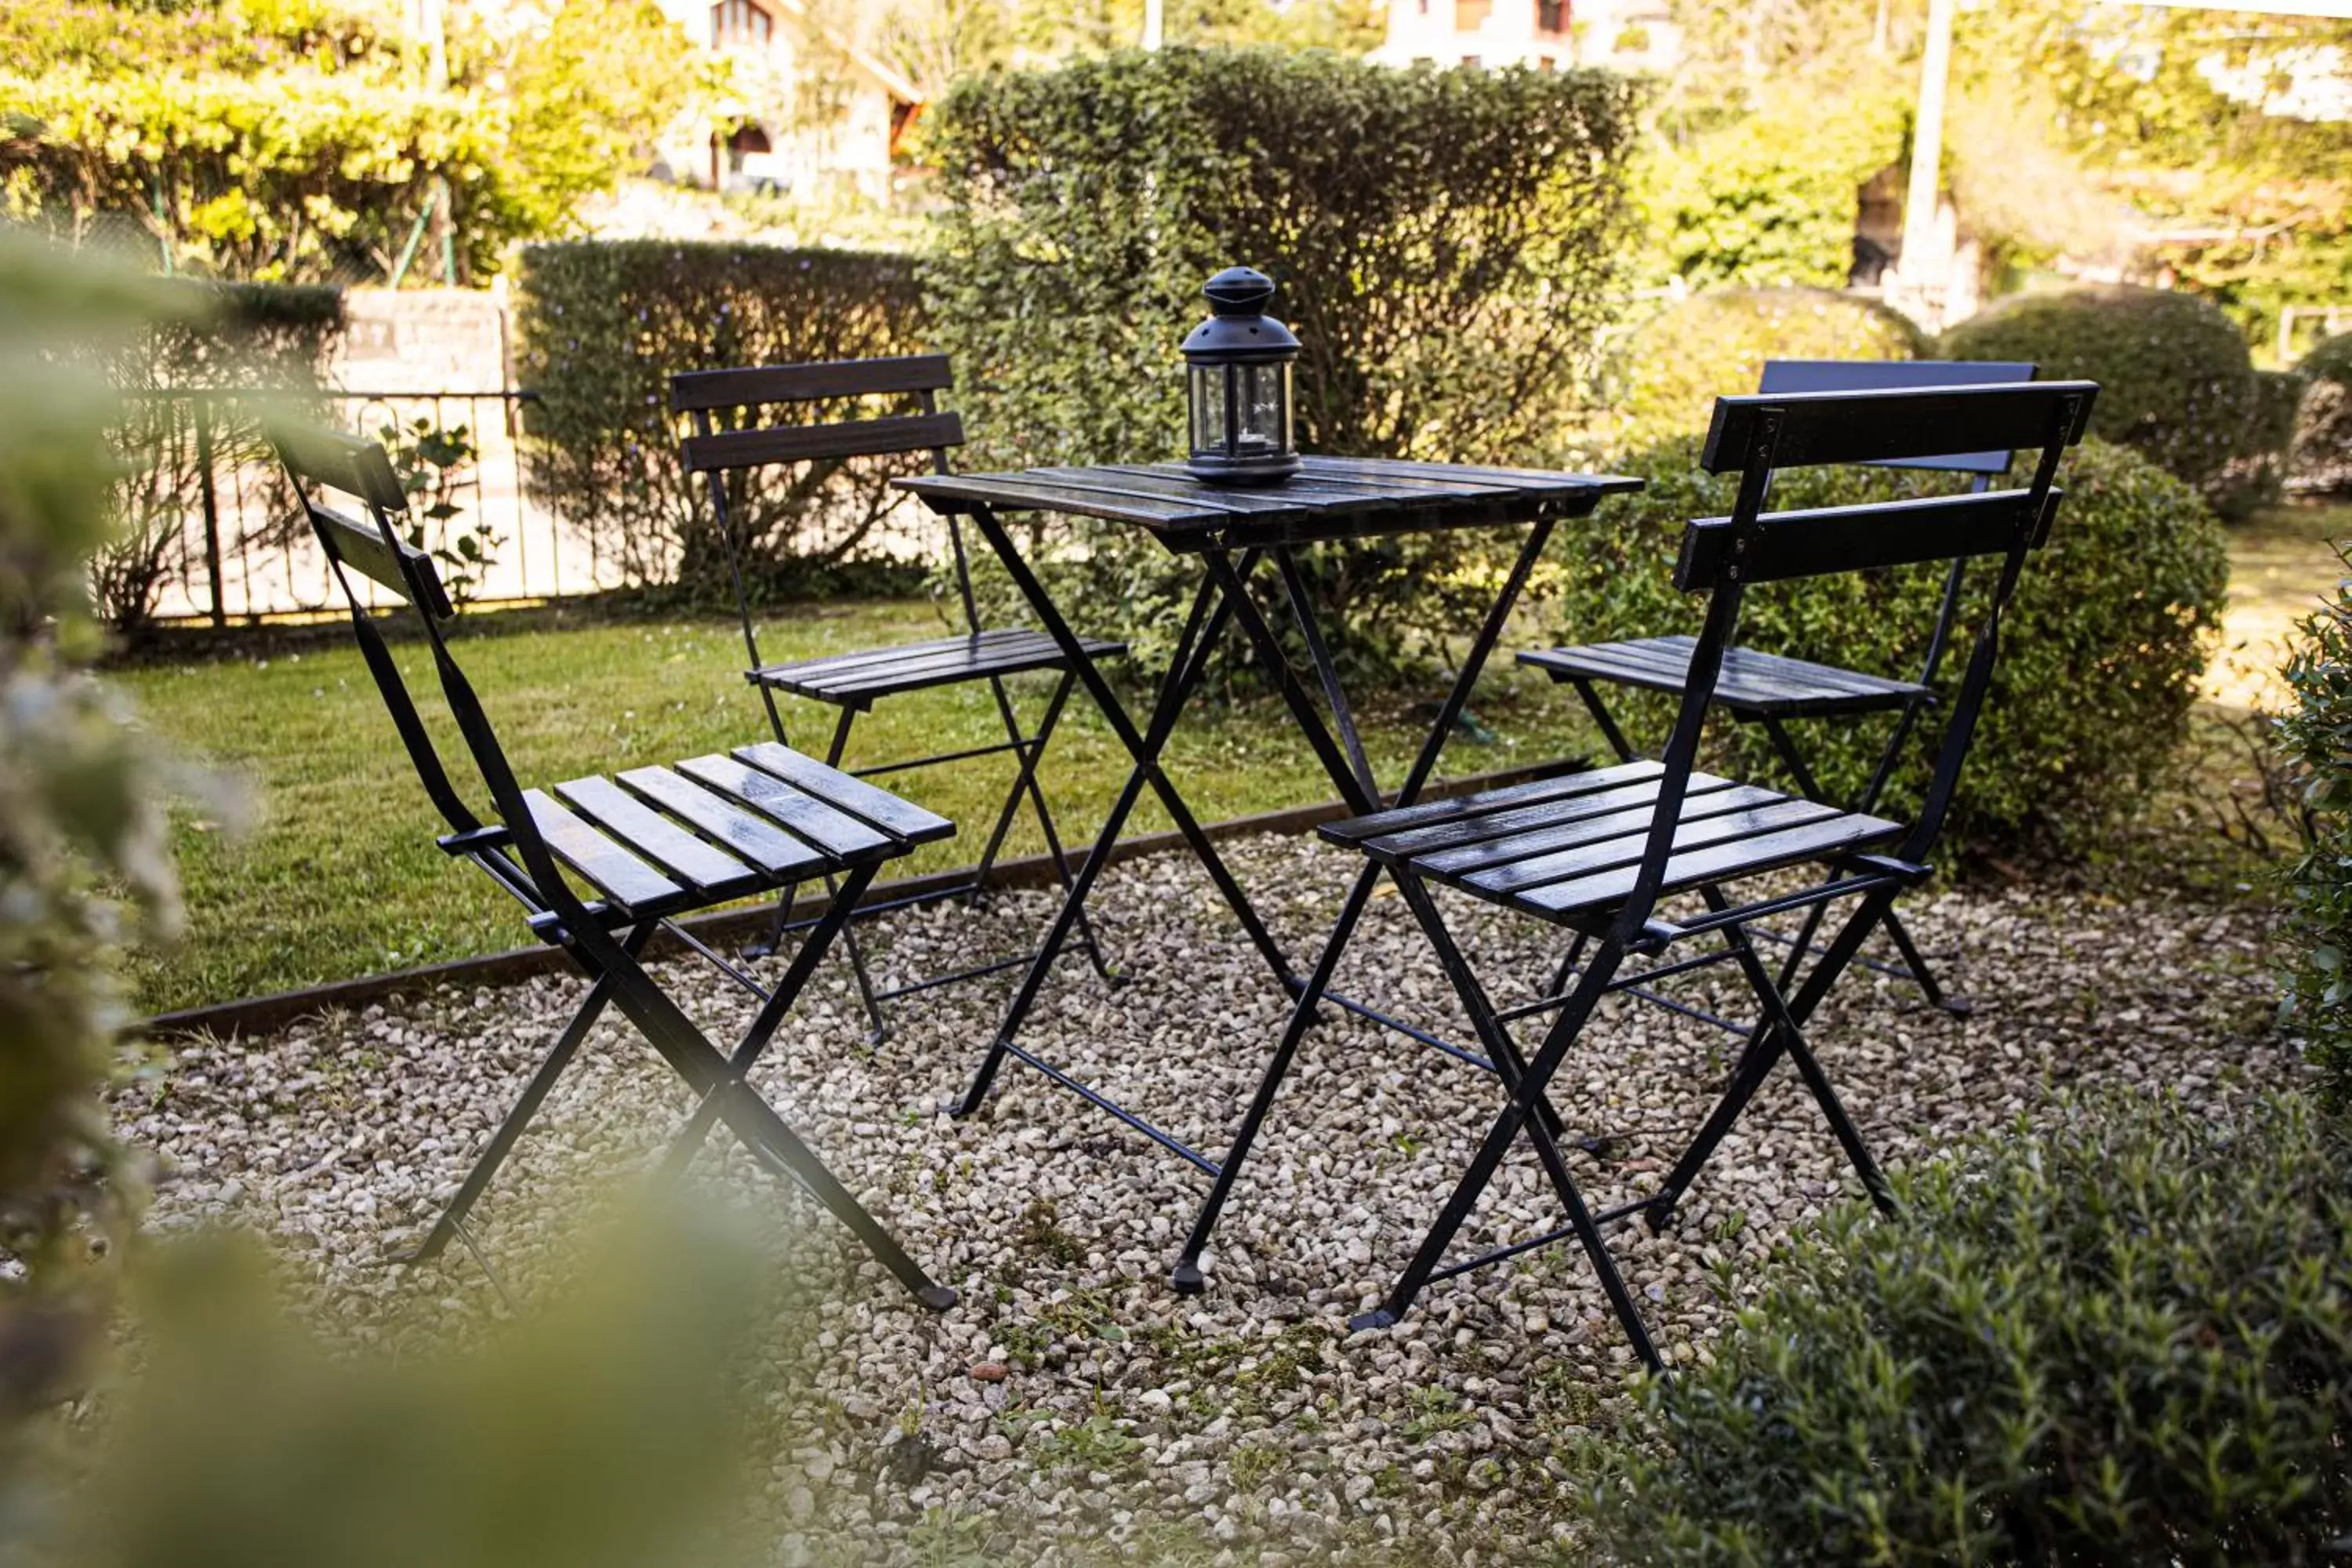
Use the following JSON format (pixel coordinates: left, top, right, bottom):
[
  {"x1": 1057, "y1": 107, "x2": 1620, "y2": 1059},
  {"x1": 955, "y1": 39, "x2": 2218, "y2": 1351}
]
[{"x1": 110, "y1": 387, "x2": 630, "y2": 629}]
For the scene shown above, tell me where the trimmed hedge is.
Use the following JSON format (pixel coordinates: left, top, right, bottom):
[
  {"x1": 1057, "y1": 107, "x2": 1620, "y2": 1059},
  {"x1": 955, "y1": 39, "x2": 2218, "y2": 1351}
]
[
  {"x1": 513, "y1": 241, "x2": 927, "y2": 594},
  {"x1": 1938, "y1": 285, "x2": 2260, "y2": 512},
  {"x1": 2281, "y1": 544, "x2": 2352, "y2": 1109},
  {"x1": 2292, "y1": 331, "x2": 2352, "y2": 492},
  {"x1": 924, "y1": 48, "x2": 1643, "y2": 684},
  {"x1": 1555, "y1": 436, "x2": 2227, "y2": 855},
  {"x1": 1576, "y1": 1089, "x2": 2352, "y2": 1565},
  {"x1": 98, "y1": 280, "x2": 344, "y2": 633},
  {"x1": 1611, "y1": 287, "x2": 1926, "y2": 443}
]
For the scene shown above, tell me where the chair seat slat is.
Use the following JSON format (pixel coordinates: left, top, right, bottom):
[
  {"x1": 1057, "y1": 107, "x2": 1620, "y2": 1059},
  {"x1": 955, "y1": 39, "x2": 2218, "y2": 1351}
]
[
  {"x1": 1418, "y1": 784, "x2": 1784, "y2": 878},
  {"x1": 1370, "y1": 777, "x2": 1744, "y2": 858},
  {"x1": 754, "y1": 627, "x2": 1042, "y2": 682},
  {"x1": 615, "y1": 768, "x2": 836, "y2": 878},
  {"x1": 735, "y1": 742, "x2": 956, "y2": 844},
  {"x1": 1510, "y1": 812, "x2": 1905, "y2": 919},
  {"x1": 553, "y1": 776, "x2": 764, "y2": 896},
  {"x1": 676, "y1": 755, "x2": 895, "y2": 862},
  {"x1": 759, "y1": 630, "x2": 1125, "y2": 704},
  {"x1": 1323, "y1": 760, "x2": 1669, "y2": 844},
  {"x1": 1471, "y1": 797, "x2": 1842, "y2": 897},
  {"x1": 1521, "y1": 638, "x2": 1926, "y2": 716},
  {"x1": 521, "y1": 789, "x2": 688, "y2": 916}
]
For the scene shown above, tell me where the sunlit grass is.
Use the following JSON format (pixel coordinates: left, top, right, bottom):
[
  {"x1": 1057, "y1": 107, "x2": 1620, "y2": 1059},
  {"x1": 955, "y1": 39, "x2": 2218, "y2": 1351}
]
[{"x1": 113, "y1": 598, "x2": 1596, "y2": 1013}]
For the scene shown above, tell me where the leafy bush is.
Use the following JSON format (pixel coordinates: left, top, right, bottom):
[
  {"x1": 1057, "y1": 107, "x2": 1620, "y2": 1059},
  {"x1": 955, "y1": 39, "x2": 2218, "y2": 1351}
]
[
  {"x1": 1610, "y1": 287, "x2": 1926, "y2": 444},
  {"x1": 0, "y1": 232, "x2": 183, "y2": 1430},
  {"x1": 2291, "y1": 330, "x2": 2352, "y2": 493},
  {"x1": 1577, "y1": 1089, "x2": 2352, "y2": 1566},
  {"x1": 2, "y1": 66, "x2": 512, "y2": 284},
  {"x1": 1639, "y1": 89, "x2": 1906, "y2": 294},
  {"x1": 2280, "y1": 545, "x2": 2352, "y2": 1109},
  {"x1": 513, "y1": 241, "x2": 928, "y2": 594},
  {"x1": 96, "y1": 281, "x2": 343, "y2": 635},
  {"x1": 1938, "y1": 285, "x2": 2261, "y2": 512},
  {"x1": 0, "y1": 0, "x2": 696, "y2": 284},
  {"x1": 924, "y1": 48, "x2": 1642, "y2": 684},
  {"x1": 1556, "y1": 436, "x2": 2227, "y2": 855},
  {"x1": 0, "y1": 233, "x2": 798, "y2": 1568}
]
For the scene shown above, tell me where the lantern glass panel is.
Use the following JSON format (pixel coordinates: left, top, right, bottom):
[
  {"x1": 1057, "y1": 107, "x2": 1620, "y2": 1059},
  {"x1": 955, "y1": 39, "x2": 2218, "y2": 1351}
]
[
  {"x1": 1242, "y1": 363, "x2": 1290, "y2": 453},
  {"x1": 1192, "y1": 363, "x2": 1228, "y2": 456}
]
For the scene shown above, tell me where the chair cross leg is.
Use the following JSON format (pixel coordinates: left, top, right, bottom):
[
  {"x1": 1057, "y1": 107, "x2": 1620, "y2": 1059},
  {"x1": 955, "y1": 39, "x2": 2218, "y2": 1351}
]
[
  {"x1": 578, "y1": 873, "x2": 957, "y2": 1312},
  {"x1": 1757, "y1": 713, "x2": 1962, "y2": 1014},
  {"x1": 662, "y1": 864, "x2": 878, "y2": 1175},
  {"x1": 1651, "y1": 887, "x2": 1901, "y2": 1230},
  {"x1": 1388, "y1": 873, "x2": 1584, "y2": 1171},
  {"x1": 1348, "y1": 939, "x2": 1661, "y2": 1370},
  {"x1": 401, "y1": 920, "x2": 657, "y2": 1265}
]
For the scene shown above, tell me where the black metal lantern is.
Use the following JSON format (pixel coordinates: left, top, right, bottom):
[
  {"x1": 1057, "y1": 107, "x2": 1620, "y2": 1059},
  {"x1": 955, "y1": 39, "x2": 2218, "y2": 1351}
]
[{"x1": 1182, "y1": 266, "x2": 1299, "y2": 485}]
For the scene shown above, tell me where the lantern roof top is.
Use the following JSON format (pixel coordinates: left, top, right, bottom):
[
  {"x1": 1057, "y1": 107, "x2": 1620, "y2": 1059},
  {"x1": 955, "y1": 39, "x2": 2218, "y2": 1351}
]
[{"x1": 1183, "y1": 266, "x2": 1299, "y2": 359}]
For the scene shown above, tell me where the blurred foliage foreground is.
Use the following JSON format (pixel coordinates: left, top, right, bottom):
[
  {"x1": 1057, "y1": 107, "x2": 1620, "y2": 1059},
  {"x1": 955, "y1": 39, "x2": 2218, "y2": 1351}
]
[{"x1": 0, "y1": 231, "x2": 796, "y2": 1568}]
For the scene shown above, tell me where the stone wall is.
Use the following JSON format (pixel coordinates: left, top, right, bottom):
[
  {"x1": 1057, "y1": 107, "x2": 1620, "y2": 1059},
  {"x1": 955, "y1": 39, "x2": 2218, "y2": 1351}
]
[{"x1": 329, "y1": 286, "x2": 514, "y2": 393}]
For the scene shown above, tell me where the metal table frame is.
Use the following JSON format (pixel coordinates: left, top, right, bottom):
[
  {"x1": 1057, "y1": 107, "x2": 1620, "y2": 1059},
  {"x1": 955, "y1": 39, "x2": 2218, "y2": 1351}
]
[{"x1": 896, "y1": 457, "x2": 1638, "y2": 1290}]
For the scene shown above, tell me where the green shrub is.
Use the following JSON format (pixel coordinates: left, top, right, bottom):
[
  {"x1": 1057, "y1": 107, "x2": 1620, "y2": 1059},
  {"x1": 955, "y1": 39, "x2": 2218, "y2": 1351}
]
[
  {"x1": 1610, "y1": 287, "x2": 1926, "y2": 444},
  {"x1": 1638, "y1": 89, "x2": 1907, "y2": 294},
  {"x1": 0, "y1": 231, "x2": 183, "y2": 1428},
  {"x1": 2291, "y1": 330, "x2": 2352, "y2": 492},
  {"x1": 924, "y1": 48, "x2": 1642, "y2": 684},
  {"x1": 2281, "y1": 545, "x2": 2352, "y2": 1109},
  {"x1": 96, "y1": 281, "x2": 344, "y2": 635},
  {"x1": 1576, "y1": 1089, "x2": 2352, "y2": 1566},
  {"x1": 1938, "y1": 285, "x2": 2260, "y2": 511},
  {"x1": 1558, "y1": 436, "x2": 2227, "y2": 855},
  {"x1": 0, "y1": 0, "x2": 695, "y2": 285},
  {"x1": 513, "y1": 241, "x2": 927, "y2": 595},
  {"x1": 2207, "y1": 364, "x2": 2310, "y2": 517}
]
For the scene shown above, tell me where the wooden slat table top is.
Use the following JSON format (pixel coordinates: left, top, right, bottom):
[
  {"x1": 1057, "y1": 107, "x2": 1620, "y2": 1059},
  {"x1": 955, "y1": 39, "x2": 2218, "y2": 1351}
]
[{"x1": 895, "y1": 456, "x2": 1641, "y2": 552}]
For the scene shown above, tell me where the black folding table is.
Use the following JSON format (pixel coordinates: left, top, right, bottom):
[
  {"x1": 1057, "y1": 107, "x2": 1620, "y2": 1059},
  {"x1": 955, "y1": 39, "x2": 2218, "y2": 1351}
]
[{"x1": 895, "y1": 456, "x2": 1639, "y2": 1289}]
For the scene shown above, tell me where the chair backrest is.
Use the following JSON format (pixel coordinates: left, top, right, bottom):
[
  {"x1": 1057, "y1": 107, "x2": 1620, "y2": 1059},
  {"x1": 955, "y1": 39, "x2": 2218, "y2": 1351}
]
[
  {"x1": 670, "y1": 355, "x2": 973, "y2": 688},
  {"x1": 1758, "y1": 358, "x2": 2036, "y2": 474},
  {"x1": 671, "y1": 354, "x2": 964, "y2": 473},
  {"x1": 1751, "y1": 359, "x2": 2042, "y2": 790},
  {"x1": 1613, "y1": 379, "x2": 2099, "y2": 939},
  {"x1": 269, "y1": 420, "x2": 588, "y2": 927}
]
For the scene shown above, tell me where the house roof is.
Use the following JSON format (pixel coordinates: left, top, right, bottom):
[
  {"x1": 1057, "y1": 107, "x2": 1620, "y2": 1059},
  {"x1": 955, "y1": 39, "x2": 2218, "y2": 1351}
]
[{"x1": 768, "y1": 0, "x2": 924, "y2": 102}]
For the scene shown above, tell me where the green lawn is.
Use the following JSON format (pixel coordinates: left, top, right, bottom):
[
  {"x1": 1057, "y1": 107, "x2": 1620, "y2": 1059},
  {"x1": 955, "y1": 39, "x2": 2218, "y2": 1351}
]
[
  {"x1": 125, "y1": 497, "x2": 2352, "y2": 1016},
  {"x1": 114, "y1": 599, "x2": 1599, "y2": 1014}
]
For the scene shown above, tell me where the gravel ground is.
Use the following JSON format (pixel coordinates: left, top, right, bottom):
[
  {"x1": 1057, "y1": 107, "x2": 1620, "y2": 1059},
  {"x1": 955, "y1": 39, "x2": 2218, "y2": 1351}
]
[{"x1": 118, "y1": 831, "x2": 2296, "y2": 1564}]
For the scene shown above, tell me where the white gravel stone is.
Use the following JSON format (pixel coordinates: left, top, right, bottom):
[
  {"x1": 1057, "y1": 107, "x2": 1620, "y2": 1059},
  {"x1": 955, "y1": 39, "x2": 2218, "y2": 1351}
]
[{"x1": 115, "y1": 832, "x2": 2299, "y2": 1563}]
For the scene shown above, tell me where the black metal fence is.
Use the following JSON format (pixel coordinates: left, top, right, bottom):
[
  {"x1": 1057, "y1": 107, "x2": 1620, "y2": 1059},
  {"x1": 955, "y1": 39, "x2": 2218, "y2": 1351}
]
[{"x1": 108, "y1": 388, "x2": 626, "y2": 629}]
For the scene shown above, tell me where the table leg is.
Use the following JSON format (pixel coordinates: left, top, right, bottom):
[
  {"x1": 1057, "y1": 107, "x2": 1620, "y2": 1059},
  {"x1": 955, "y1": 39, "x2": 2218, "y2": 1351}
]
[
  {"x1": 967, "y1": 508, "x2": 1295, "y2": 982},
  {"x1": 1173, "y1": 521, "x2": 1561, "y2": 1286},
  {"x1": 951, "y1": 513, "x2": 1293, "y2": 1118}
]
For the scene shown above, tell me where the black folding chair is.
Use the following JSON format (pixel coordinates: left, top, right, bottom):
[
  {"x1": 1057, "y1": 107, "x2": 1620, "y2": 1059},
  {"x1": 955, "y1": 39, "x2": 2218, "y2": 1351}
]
[
  {"x1": 1316, "y1": 380, "x2": 2095, "y2": 1367},
  {"x1": 269, "y1": 420, "x2": 957, "y2": 1311},
  {"x1": 1523, "y1": 359, "x2": 2038, "y2": 1017},
  {"x1": 671, "y1": 356, "x2": 1125, "y2": 1042}
]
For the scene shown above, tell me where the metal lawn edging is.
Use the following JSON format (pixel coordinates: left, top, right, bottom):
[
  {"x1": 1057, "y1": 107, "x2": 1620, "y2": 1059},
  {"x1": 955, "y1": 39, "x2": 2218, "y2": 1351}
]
[{"x1": 141, "y1": 756, "x2": 1587, "y2": 1043}]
